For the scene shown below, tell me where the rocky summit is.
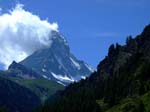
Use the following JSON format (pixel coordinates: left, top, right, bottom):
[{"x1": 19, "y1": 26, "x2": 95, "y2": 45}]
[{"x1": 18, "y1": 31, "x2": 93, "y2": 85}]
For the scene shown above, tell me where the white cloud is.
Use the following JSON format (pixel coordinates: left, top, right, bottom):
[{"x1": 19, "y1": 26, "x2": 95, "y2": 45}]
[{"x1": 0, "y1": 4, "x2": 59, "y2": 69}]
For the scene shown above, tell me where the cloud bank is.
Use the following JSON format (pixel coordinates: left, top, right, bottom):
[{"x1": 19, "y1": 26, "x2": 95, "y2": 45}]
[{"x1": 0, "y1": 4, "x2": 58, "y2": 69}]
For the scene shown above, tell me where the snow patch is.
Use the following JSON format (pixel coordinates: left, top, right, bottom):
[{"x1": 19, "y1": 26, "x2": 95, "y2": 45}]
[
  {"x1": 42, "y1": 75, "x2": 48, "y2": 79},
  {"x1": 57, "y1": 81, "x2": 66, "y2": 86},
  {"x1": 51, "y1": 72, "x2": 74, "y2": 82},
  {"x1": 70, "y1": 57, "x2": 81, "y2": 70},
  {"x1": 81, "y1": 76, "x2": 86, "y2": 80},
  {"x1": 54, "y1": 55, "x2": 68, "y2": 72},
  {"x1": 85, "y1": 63, "x2": 94, "y2": 72},
  {"x1": 42, "y1": 68, "x2": 46, "y2": 72},
  {"x1": 60, "y1": 35, "x2": 69, "y2": 46}
]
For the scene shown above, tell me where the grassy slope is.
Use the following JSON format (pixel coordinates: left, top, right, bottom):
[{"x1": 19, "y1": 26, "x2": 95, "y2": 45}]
[
  {"x1": 9, "y1": 77, "x2": 64, "y2": 102},
  {"x1": 0, "y1": 70, "x2": 65, "y2": 102}
]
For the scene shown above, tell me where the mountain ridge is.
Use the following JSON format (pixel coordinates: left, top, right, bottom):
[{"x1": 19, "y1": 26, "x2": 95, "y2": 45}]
[
  {"x1": 20, "y1": 31, "x2": 93, "y2": 85},
  {"x1": 36, "y1": 25, "x2": 150, "y2": 112},
  {"x1": 2, "y1": 61, "x2": 65, "y2": 103}
]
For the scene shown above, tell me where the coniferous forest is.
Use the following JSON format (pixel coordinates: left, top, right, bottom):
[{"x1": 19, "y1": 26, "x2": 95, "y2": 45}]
[{"x1": 35, "y1": 25, "x2": 150, "y2": 112}]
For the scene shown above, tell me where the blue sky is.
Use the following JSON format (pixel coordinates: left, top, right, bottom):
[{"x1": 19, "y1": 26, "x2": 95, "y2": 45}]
[{"x1": 0, "y1": 0, "x2": 150, "y2": 69}]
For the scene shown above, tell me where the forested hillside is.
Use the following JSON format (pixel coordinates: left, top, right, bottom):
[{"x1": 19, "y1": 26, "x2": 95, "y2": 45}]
[
  {"x1": 0, "y1": 76, "x2": 40, "y2": 112},
  {"x1": 36, "y1": 25, "x2": 150, "y2": 112}
]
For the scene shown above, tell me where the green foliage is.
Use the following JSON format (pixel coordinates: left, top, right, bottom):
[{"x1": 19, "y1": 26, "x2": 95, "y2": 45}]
[
  {"x1": 35, "y1": 82, "x2": 100, "y2": 112},
  {"x1": 96, "y1": 99, "x2": 109, "y2": 112},
  {"x1": 106, "y1": 98, "x2": 145, "y2": 112},
  {"x1": 141, "y1": 91, "x2": 150, "y2": 112},
  {"x1": 9, "y1": 77, "x2": 64, "y2": 102}
]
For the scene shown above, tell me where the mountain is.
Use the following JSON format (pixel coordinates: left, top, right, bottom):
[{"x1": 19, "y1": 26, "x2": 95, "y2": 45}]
[
  {"x1": 36, "y1": 25, "x2": 150, "y2": 112},
  {"x1": 8, "y1": 61, "x2": 42, "y2": 79},
  {"x1": 20, "y1": 31, "x2": 93, "y2": 85},
  {"x1": 0, "y1": 75, "x2": 40, "y2": 112},
  {"x1": 2, "y1": 61, "x2": 64, "y2": 102}
]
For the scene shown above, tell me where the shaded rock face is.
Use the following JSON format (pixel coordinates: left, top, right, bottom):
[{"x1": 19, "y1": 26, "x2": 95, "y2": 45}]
[
  {"x1": 19, "y1": 31, "x2": 93, "y2": 85},
  {"x1": 8, "y1": 61, "x2": 42, "y2": 79}
]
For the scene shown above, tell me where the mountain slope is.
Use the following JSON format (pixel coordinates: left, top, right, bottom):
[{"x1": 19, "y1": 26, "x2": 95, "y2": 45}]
[
  {"x1": 20, "y1": 31, "x2": 93, "y2": 85},
  {"x1": 8, "y1": 61, "x2": 42, "y2": 79},
  {"x1": 10, "y1": 78, "x2": 64, "y2": 102},
  {"x1": 36, "y1": 25, "x2": 150, "y2": 112},
  {"x1": 2, "y1": 61, "x2": 64, "y2": 102},
  {"x1": 0, "y1": 75, "x2": 41, "y2": 112}
]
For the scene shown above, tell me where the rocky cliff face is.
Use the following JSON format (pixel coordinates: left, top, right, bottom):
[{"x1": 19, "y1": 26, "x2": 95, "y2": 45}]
[{"x1": 8, "y1": 61, "x2": 42, "y2": 79}]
